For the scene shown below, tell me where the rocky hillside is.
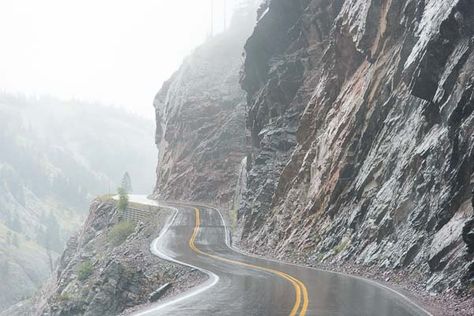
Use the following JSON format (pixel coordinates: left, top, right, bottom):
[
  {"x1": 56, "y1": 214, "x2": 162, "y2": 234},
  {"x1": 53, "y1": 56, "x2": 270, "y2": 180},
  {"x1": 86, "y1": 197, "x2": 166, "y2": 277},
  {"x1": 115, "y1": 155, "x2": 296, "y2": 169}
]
[
  {"x1": 151, "y1": 5, "x2": 257, "y2": 206},
  {"x1": 0, "y1": 94, "x2": 157, "y2": 311},
  {"x1": 5, "y1": 200, "x2": 203, "y2": 316},
  {"x1": 238, "y1": 0, "x2": 473, "y2": 297}
]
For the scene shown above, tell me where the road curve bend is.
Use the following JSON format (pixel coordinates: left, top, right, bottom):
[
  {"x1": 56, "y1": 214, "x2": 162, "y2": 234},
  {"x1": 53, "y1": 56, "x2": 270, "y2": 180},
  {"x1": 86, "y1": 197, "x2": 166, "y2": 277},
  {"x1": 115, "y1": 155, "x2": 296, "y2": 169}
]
[{"x1": 128, "y1": 195, "x2": 431, "y2": 316}]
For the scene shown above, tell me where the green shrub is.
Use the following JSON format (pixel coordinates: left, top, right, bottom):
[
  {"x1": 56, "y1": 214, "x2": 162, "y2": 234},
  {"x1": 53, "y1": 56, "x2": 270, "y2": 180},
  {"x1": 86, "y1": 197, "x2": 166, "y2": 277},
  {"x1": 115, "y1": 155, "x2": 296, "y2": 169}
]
[
  {"x1": 77, "y1": 260, "x2": 93, "y2": 281},
  {"x1": 57, "y1": 293, "x2": 71, "y2": 302},
  {"x1": 333, "y1": 238, "x2": 349, "y2": 255},
  {"x1": 229, "y1": 209, "x2": 238, "y2": 231},
  {"x1": 107, "y1": 221, "x2": 135, "y2": 247}
]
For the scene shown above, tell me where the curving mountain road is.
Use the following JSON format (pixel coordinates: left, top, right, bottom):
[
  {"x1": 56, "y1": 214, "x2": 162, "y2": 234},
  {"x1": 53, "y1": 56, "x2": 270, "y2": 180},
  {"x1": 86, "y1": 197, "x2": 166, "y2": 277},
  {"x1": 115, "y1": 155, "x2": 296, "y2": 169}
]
[{"x1": 128, "y1": 195, "x2": 432, "y2": 316}]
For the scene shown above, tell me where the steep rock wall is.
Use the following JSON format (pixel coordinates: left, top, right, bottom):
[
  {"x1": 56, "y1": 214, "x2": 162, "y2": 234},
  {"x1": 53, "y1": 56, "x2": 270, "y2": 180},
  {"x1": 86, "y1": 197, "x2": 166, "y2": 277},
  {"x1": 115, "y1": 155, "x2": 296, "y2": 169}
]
[
  {"x1": 152, "y1": 9, "x2": 256, "y2": 206},
  {"x1": 239, "y1": 0, "x2": 474, "y2": 293}
]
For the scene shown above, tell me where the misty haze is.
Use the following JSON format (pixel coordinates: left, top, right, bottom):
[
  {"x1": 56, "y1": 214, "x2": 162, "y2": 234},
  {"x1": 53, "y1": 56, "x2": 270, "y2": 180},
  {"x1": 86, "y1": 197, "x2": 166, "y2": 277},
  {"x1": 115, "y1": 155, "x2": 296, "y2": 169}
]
[{"x1": 0, "y1": 1, "x2": 473, "y2": 316}]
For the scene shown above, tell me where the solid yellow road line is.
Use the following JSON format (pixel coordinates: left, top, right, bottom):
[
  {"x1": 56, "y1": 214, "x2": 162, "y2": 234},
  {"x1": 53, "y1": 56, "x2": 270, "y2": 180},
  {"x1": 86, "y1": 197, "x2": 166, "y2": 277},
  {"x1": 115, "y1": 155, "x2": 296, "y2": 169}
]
[
  {"x1": 188, "y1": 208, "x2": 309, "y2": 316},
  {"x1": 286, "y1": 273, "x2": 309, "y2": 315}
]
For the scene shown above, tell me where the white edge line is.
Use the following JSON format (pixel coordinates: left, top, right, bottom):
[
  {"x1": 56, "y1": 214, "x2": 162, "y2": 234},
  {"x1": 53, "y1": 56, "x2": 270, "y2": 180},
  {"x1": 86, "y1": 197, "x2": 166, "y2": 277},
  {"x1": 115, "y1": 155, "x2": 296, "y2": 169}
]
[
  {"x1": 130, "y1": 198, "x2": 433, "y2": 316},
  {"x1": 205, "y1": 203, "x2": 433, "y2": 316},
  {"x1": 129, "y1": 200, "x2": 219, "y2": 316}
]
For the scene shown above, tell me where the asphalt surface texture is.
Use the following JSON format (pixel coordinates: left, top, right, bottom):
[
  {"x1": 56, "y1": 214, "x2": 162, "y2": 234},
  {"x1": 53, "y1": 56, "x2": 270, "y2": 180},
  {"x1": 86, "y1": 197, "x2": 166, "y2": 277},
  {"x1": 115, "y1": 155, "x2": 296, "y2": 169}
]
[{"x1": 128, "y1": 195, "x2": 431, "y2": 316}]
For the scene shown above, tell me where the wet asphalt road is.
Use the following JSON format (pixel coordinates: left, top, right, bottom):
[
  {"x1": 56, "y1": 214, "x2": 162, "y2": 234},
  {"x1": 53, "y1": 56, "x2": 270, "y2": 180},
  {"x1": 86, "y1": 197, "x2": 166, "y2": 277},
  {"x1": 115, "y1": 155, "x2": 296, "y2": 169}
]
[{"x1": 128, "y1": 195, "x2": 431, "y2": 316}]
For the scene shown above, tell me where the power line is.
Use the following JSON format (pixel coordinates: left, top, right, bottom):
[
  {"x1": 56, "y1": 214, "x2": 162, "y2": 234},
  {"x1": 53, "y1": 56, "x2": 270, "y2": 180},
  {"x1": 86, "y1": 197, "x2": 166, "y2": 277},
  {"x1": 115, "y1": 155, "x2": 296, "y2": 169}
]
[
  {"x1": 210, "y1": 0, "x2": 214, "y2": 37},
  {"x1": 224, "y1": 0, "x2": 227, "y2": 30}
]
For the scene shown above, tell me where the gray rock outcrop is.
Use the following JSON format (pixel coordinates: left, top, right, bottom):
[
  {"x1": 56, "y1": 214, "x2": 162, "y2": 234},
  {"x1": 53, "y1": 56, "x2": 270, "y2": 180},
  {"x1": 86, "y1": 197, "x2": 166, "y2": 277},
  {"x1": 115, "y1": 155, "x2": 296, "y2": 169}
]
[
  {"x1": 238, "y1": 0, "x2": 474, "y2": 295},
  {"x1": 151, "y1": 6, "x2": 257, "y2": 206}
]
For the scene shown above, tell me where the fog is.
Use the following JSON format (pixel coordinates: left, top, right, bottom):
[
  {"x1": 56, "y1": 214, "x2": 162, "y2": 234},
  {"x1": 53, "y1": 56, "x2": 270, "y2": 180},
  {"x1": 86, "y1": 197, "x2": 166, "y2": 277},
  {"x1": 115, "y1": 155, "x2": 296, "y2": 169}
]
[
  {"x1": 0, "y1": 1, "x2": 253, "y2": 309},
  {"x1": 0, "y1": 0, "x2": 242, "y2": 118},
  {"x1": 0, "y1": 93, "x2": 158, "y2": 309}
]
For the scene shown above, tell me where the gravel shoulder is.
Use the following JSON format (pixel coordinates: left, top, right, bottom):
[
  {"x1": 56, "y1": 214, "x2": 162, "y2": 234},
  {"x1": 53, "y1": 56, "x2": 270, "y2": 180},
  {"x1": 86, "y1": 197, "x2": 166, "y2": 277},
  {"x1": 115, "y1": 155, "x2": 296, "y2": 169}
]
[{"x1": 237, "y1": 240, "x2": 474, "y2": 316}]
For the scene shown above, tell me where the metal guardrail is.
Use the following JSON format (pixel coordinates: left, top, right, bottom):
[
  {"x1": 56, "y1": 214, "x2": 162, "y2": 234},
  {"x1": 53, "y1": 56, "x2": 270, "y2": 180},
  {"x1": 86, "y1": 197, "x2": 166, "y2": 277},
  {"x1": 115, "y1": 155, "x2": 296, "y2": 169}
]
[{"x1": 122, "y1": 207, "x2": 154, "y2": 223}]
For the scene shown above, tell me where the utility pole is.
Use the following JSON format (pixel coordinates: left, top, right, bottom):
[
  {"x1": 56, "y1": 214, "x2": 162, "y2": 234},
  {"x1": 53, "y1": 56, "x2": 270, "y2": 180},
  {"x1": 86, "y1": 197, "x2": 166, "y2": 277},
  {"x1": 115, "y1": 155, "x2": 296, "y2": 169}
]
[
  {"x1": 223, "y1": 0, "x2": 227, "y2": 30},
  {"x1": 210, "y1": 0, "x2": 214, "y2": 37}
]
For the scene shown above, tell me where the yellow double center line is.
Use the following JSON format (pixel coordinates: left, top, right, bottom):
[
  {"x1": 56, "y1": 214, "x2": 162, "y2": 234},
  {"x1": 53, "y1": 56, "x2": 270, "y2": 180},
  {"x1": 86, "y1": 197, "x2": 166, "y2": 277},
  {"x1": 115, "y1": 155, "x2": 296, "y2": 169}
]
[{"x1": 188, "y1": 208, "x2": 309, "y2": 316}]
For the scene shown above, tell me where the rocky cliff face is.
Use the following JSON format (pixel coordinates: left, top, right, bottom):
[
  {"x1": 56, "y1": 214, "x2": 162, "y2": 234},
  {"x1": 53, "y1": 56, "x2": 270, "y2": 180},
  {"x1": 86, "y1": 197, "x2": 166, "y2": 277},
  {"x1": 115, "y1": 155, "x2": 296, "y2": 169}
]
[
  {"x1": 152, "y1": 7, "x2": 256, "y2": 206},
  {"x1": 10, "y1": 200, "x2": 203, "y2": 316},
  {"x1": 238, "y1": 0, "x2": 474, "y2": 295}
]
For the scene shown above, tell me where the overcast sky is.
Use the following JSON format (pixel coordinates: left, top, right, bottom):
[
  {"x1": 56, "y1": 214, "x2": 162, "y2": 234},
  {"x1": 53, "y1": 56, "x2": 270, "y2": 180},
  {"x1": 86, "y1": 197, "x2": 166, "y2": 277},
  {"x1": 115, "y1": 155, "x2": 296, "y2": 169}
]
[{"x1": 0, "y1": 0, "x2": 241, "y2": 118}]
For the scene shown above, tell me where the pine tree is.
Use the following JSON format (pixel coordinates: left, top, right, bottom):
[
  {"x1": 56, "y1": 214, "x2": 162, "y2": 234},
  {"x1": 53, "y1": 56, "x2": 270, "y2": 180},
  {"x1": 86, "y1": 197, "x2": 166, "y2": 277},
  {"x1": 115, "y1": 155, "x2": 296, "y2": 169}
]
[
  {"x1": 37, "y1": 213, "x2": 62, "y2": 252},
  {"x1": 121, "y1": 172, "x2": 133, "y2": 193},
  {"x1": 117, "y1": 187, "x2": 129, "y2": 213},
  {"x1": 45, "y1": 213, "x2": 62, "y2": 252}
]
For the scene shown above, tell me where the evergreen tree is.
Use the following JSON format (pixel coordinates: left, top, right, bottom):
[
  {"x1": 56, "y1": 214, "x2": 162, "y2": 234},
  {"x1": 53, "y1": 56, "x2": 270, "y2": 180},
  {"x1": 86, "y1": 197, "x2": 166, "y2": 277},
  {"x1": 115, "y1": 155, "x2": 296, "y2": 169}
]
[
  {"x1": 37, "y1": 213, "x2": 62, "y2": 252},
  {"x1": 117, "y1": 187, "x2": 129, "y2": 213},
  {"x1": 45, "y1": 213, "x2": 62, "y2": 252},
  {"x1": 121, "y1": 172, "x2": 132, "y2": 193}
]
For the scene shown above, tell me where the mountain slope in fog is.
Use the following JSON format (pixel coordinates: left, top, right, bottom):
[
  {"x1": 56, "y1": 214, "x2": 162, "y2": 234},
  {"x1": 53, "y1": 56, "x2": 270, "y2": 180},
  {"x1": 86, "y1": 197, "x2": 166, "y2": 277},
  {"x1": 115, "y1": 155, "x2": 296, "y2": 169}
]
[{"x1": 0, "y1": 94, "x2": 156, "y2": 311}]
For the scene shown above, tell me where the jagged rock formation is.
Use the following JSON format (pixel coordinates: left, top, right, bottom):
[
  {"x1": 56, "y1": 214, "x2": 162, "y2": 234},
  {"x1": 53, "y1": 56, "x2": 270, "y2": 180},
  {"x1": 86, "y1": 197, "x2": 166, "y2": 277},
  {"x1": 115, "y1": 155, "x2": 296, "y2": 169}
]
[
  {"x1": 238, "y1": 0, "x2": 474, "y2": 295},
  {"x1": 152, "y1": 7, "x2": 257, "y2": 206},
  {"x1": 13, "y1": 200, "x2": 203, "y2": 316}
]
